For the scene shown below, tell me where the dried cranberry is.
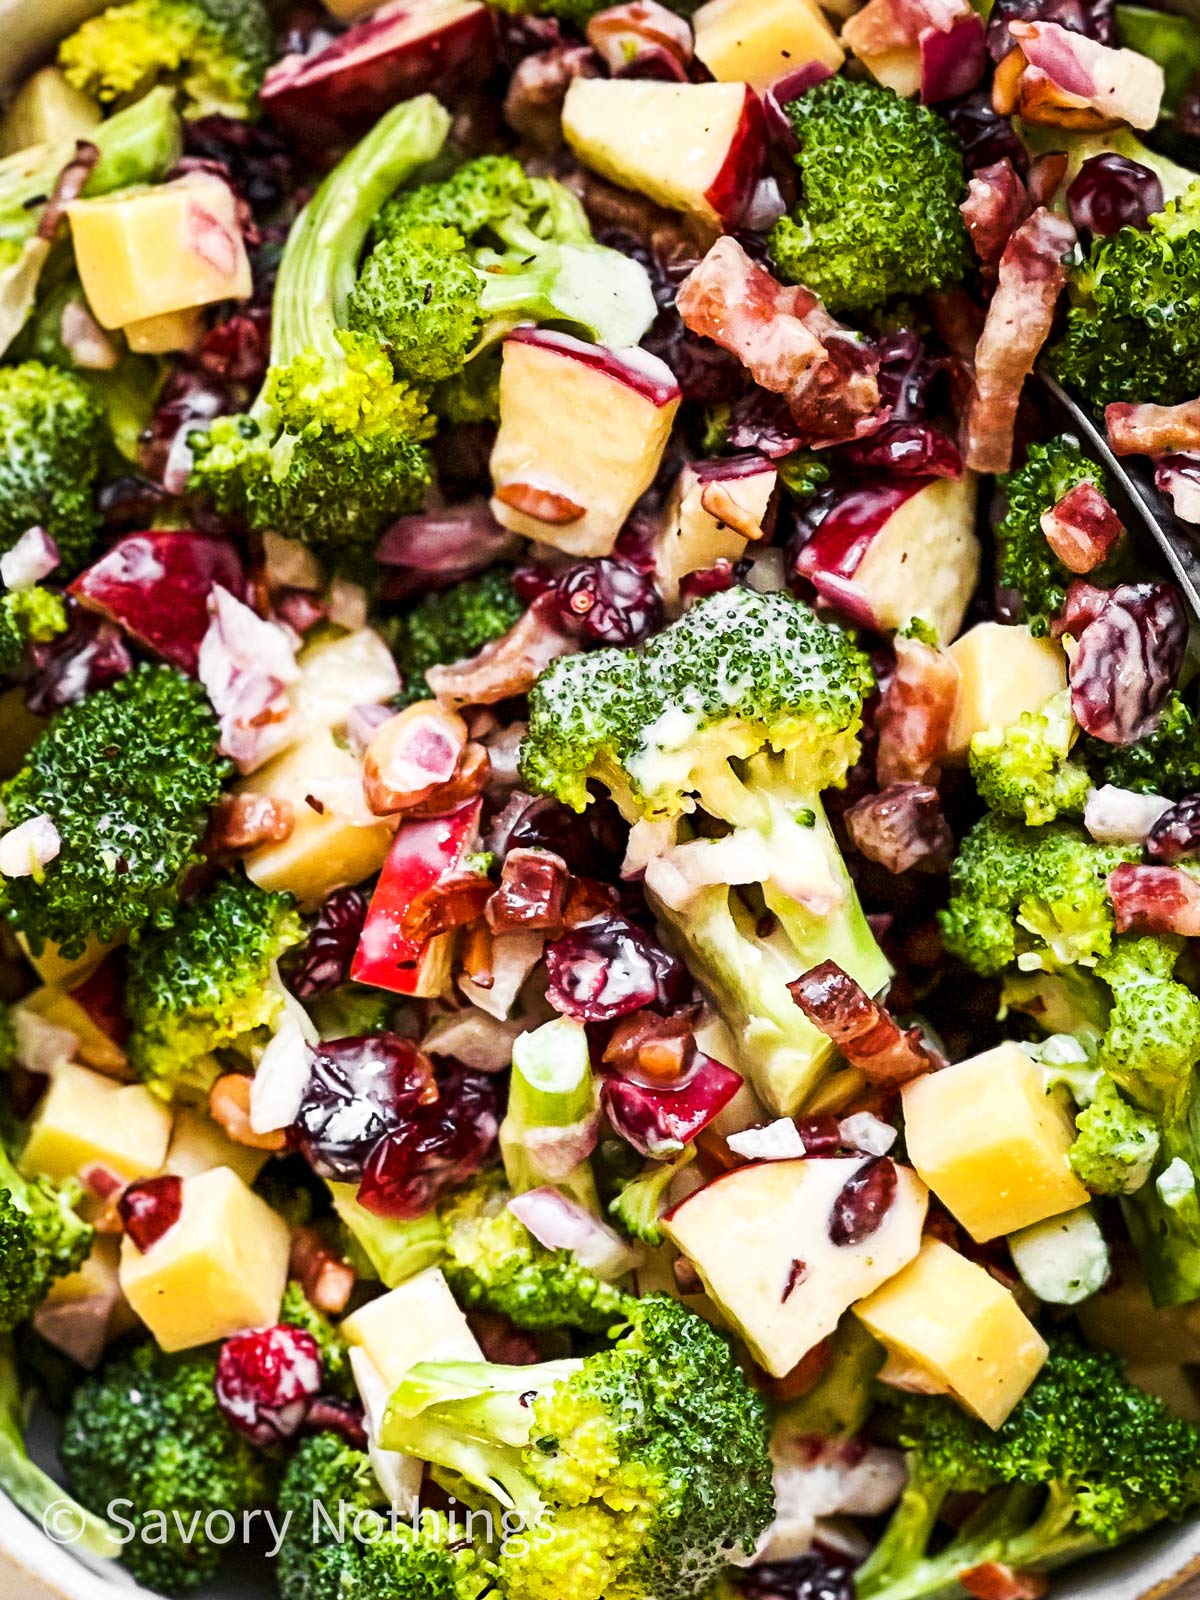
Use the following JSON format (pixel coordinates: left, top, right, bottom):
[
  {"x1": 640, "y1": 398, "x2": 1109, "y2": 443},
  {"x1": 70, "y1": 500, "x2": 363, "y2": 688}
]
[
  {"x1": 1147, "y1": 795, "x2": 1200, "y2": 863},
  {"x1": 874, "y1": 330, "x2": 943, "y2": 421},
  {"x1": 943, "y1": 90, "x2": 1027, "y2": 173},
  {"x1": 25, "y1": 609, "x2": 132, "y2": 715},
  {"x1": 604, "y1": 1051, "x2": 743, "y2": 1157},
  {"x1": 1070, "y1": 582, "x2": 1188, "y2": 745},
  {"x1": 215, "y1": 1324, "x2": 323, "y2": 1446},
  {"x1": 118, "y1": 1176, "x2": 183, "y2": 1253},
  {"x1": 545, "y1": 914, "x2": 688, "y2": 1022},
  {"x1": 357, "y1": 1067, "x2": 500, "y2": 1219},
  {"x1": 295, "y1": 1034, "x2": 435, "y2": 1181},
  {"x1": 515, "y1": 558, "x2": 663, "y2": 646},
  {"x1": 794, "y1": 1115, "x2": 844, "y2": 1155},
  {"x1": 196, "y1": 312, "x2": 270, "y2": 390},
  {"x1": 96, "y1": 474, "x2": 169, "y2": 530},
  {"x1": 680, "y1": 561, "x2": 740, "y2": 600},
  {"x1": 828, "y1": 1156, "x2": 898, "y2": 1246},
  {"x1": 291, "y1": 888, "x2": 370, "y2": 997},
  {"x1": 184, "y1": 115, "x2": 294, "y2": 215},
  {"x1": 738, "y1": 1552, "x2": 855, "y2": 1600},
  {"x1": 842, "y1": 423, "x2": 962, "y2": 478},
  {"x1": 304, "y1": 1396, "x2": 368, "y2": 1449},
  {"x1": 1067, "y1": 154, "x2": 1164, "y2": 236},
  {"x1": 985, "y1": 0, "x2": 1114, "y2": 61}
]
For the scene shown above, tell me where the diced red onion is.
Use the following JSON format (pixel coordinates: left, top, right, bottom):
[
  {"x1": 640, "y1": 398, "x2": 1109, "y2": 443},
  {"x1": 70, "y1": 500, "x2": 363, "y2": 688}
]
[
  {"x1": 0, "y1": 526, "x2": 60, "y2": 591},
  {"x1": 249, "y1": 1007, "x2": 314, "y2": 1135},
  {"x1": 1084, "y1": 784, "x2": 1171, "y2": 844},
  {"x1": 0, "y1": 813, "x2": 60, "y2": 878},
  {"x1": 726, "y1": 1118, "x2": 806, "y2": 1161},
  {"x1": 198, "y1": 585, "x2": 301, "y2": 773},
  {"x1": 741, "y1": 177, "x2": 787, "y2": 232},
  {"x1": 376, "y1": 501, "x2": 520, "y2": 575},
  {"x1": 346, "y1": 702, "x2": 394, "y2": 758},
  {"x1": 509, "y1": 1187, "x2": 637, "y2": 1278},
  {"x1": 1156, "y1": 454, "x2": 1200, "y2": 524}
]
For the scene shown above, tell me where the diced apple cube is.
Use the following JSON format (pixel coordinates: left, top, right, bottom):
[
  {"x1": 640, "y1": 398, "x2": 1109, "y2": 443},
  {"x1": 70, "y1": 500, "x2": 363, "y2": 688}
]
[
  {"x1": 901, "y1": 1042, "x2": 1089, "y2": 1241},
  {"x1": 562, "y1": 78, "x2": 765, "y2": 231},
  {"x1": 67, "y1": 173, "x2": 252, "y2": 330},
  {"x1": 17, "y1": 986, "x2": 125, "y2": 1074},
  {"x1": 341, "y1": 1267, "x2": 481, "y2": 1388},
  {"x1": 118, "y1": 1166, "x2": 290, "y2": 1352},
  {"x1": 856, "y1": 1238, "x2": 1048, "y2": 1428},
  {"x1": 693, "y1": 0, "x2": 844, "y2": 87},
  {"x1": 852, "y1": 46, "x2": 922, "y2": 97},
  {"x1": 291, "y1": 628, "x2": 401, "y2": 736},
  {"x1": 122, "y1": 307, "x2": 204, "y2": 354},
  {"x1": 22, "y1": 1062, "x2": 172, "y2": 1185},
  {"x1": 662, "y1": 1155, "x2": 927, "y2": 1377},
  {"x1": 239, "y1": 726, "x2": 395, "y2": 906},
  {"x1": 656, "y1": 455, "x2": 778, "y2": 603},
  {"x1": 163, "y1": 1107, "x2": 269, "y2": 1188},
  {"x1": 490, "y1": 329, "x2": 680, "y2": 557},
  {"x1": 0, "y1": 66, "x2": 100, "y2": 157},
  {"x1": 945, "y1": 622, "x2": 1067, "y2": 762},
  {"x1": 35, "y1": 1236, "x2": 126, "y2": 1369}
]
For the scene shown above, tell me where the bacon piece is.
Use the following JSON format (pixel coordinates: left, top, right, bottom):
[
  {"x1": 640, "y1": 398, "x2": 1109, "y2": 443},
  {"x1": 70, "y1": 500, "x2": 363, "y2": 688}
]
[
  {"x1": 206, "y1": 793, "x2": 294, "y2": 855},
  {"x1": 363, "y1": 704, "x2": 469, "y2": 816},
  {"x1": 845, "y1": 783, "x2": 954, "y2": 874},
  {"x1": 788, "y1": 960, "x2": 940, "y2": 1084},
  {"x1": 1156, "y1": 453, "x2": 1200, "y2": 524},
  {"x1": 1108, "y1": 862, "x2": 1200, "y2": 936},
  {"x1": 486, "y1": 847, "x2": 569, "y2": 932},
  {"x1": 504, "y1": 44, "x2": 600, "y2": 150},
  {"x1": 963, "y1": 207, "x2": 1076, "y2": 473},
  {"x1": 1026, "y1": 149, "x2": 1069, "y2": 207},
  {"x1": 1039, "y1": 480, "x2": 1124, "y2": 573},
  {"x1": 960, "y1": 1562, "x2": 1049, "y2": 1600},
  {"x1": 1008, "y1": 21, "x2": 1164, "y2": 129},
  {"x1": 603, "y1": 1008, "x2": 697, "y2": 1081},
  {"x1": 875, "y1": 636, "x2": 960, "y2": 787},
  {"x1": 289, "y1": 1228, "x2": 356, "y2": 1316},
  {"x1": 405, "y1": 741, "x2": 492, "y2": 818},
  {"x1": 961, "y1": 159, "x2": 1030, "y2": 269},
  {"x1": 427, "y1": 592, "x2": 578, "y2": 708},
  {"x1": 1107, "y1": 397, "x2": 1200, "y2": 458}
]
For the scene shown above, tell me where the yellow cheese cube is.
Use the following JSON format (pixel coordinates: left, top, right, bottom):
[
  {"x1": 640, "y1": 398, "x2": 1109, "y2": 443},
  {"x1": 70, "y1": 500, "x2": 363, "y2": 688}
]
[
  {"x1": 22, "y1": 1062, "x2": 172, "y2": 1185},
  {"x1": 163, "y1": 1107, "x2": 268, "y2": 1188},
  {"x1": 856, "y1": 1239, "x2": 1048, "y2": 1428},
  {"x1": 902, "y1": 1042, "x2": 1089, "y2": 1241},
  {"x1": 18, "y1": 986, "x2": 125, "y2": 1074},
  {"x1": 342, "y1": 1268, "x2": 481, "y2": 1389},
  {"x1": 68, "y1": 173, "x2": 252, "y2": 329},
  {"x1": 693, "y1": 0, "x2": 844, "y2": 86},
  {"x1": 123, "y1": 307, "x2": 205, "y2": 354},
  {"x1": 945, "y1": 622, "x2": 1068, "y2": 762},
  {"x1": 239, "y1": 727, "x2": 395, "y2": 906},
  {"x1": 119, "y1": 1166, "x2": 290, "y2": 1351},
  {"x1": 0, "y1": 67, "x2": 100, "y2": 157}
]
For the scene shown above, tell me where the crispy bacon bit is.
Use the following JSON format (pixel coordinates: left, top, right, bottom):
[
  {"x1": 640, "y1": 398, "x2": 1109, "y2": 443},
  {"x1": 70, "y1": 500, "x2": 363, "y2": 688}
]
[
  {"x1": 1106, "y1": 397, "x2": 1200, "y2": 458},
  {"x1": 504, "y1": 44, "x2": 601, "y2": 150},
  {"x1": 964, "y1": 207, "x2": 1076, "y2": 473},
  {"x1": 401, "y1": 871, "x2": 494, "y2": 942},
  {"x1": 1026, "y1": 150, "x2": 1070, "y2": 207},
  {"x1": 959, "y1": 1562, "x2": 1049, "y2": 1600},
  {"x1": 1108, "y1": 862, "x2": 1200, "y2": 936},
  {"x1": 289, "y1": 1230, "x2": 356, "y2": 1316},
  {"x1": 961, "y1": 159, "x2": 1030, "y2": 269},
  {"x1": 586, "y1": 1, "x2": 692, "y2": 74},
  {"x1": 206, "y1": 793, "x2": 294, "y2": 855},
  {"x1": 788, "y1": 959, "x2": 940, "y2": 1084},
  {"x1": 363, "y1": 704, "x2": 469, "y2": 817},
  {"x1": 1008, "y1": 21, "x2": 1164, "y2": 129},
  {"x1": 209, "y1": 1073, "x2": 288, "y2": 1152},
  {"x1": 602, "y1": 1009, "x2": 697, "y2": 1082},
  {"x1": 845, "y1": 783, "x2": 955, "y2": 874},
  {"x1": 781, "y1": 1258, "x2": 809, "y2": 1301},
  {"x1": 1156, "y1": 453, "x2": 1200, "y2": 524},
  {"x1": 486, "y1": 847, "x2": 569, "y2": 932},
  {"x1": 699, "y1": 480, "x2": 769, "y2": 541},
  {"x1": 37, "y1": 141, "x2": 100, "y2": 243},
  {"x1": 875, "y1": 636, "x2": 960, "y2": 787},
  {"x1": 494, "y1": 480, "x2": 587, "y2": 525},
  {"x1": 991, "y1": 42, "x2": 1028, "y2": 114},
  {"x1": 427, "y1": 592, "x2": 578, "y2": 708},
  {"x1": 1039, "y1": 480, "x2": 1124, "y2": 573}
]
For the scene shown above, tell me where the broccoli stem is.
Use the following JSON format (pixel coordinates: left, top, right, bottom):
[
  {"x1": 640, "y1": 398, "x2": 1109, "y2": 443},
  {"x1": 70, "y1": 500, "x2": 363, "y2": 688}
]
[
  {"x1": 85, "y1": 85, "x2": 183, "y2": 194},
  {"x1": 330, "y1": 1182, "x2": 446, "y2": 1286},
  {"x1": 501, "y1": 1018, "x2": 599, "y2": 1204}
]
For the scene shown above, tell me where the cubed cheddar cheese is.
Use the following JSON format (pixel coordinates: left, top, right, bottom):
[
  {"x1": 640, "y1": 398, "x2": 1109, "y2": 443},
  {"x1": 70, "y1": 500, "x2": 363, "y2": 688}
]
[
  {"x1": 945, "y1": 622, "x2": 1068, "y2": 762},
  {"x1": 341, "y1": 1268, "x2": 482, "y2": 1388},
  {"x1": 119, "y1": 1167, "x2": 290, "y2": 1351},
  {"x1": 163, "y1": 1107, "x2": 269, "y2": 1188},
  {"x1": 693, "y1": 0, "x2": 844, "y2": 86},
  {"x1": 68, "y1": 173, "x2": 251, "y2": 330},
  {"x1": 123, "y1": 307, "x2": 205, "y2": 354},
  {"x1": 902, "y1": 1042, "x2": 1089, "y2": 1241},
  {"x1": 22, "y1": 1062, "x2": 172, "y2": 1185},
  {"x1": 855, "y1": 1239, "x2": 1049, "y2": 1428},
  {"x1": 0, "y1": 67, "x2": 100, "y2": 157}
]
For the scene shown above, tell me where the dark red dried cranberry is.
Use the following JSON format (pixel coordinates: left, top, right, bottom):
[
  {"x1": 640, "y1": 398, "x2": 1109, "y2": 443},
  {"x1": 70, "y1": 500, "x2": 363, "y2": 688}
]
[
  {"x1": 357, "y1": 1067, "x2": 500, "y2": 1219},
  {"x1": 504, "y1": 796, "x2": 602, "y2": 876},
  {"x1": 196, "y1": 312, "x2": 270, "y2": 389},
  {"x1": 943, "y1": 90, "x2": 1027, "y2": 173},
  {"x1": 303, "y1": 1396, "x2": 368, "y2": 1449},
  {"x1": 680, "y1": 560, "x2": 740, "y2": 600},
  {"x1": 1067, "y1": 154, "x2": 1164, "y2": 236},
  {"x1": 183, "y1": 115, "x2": 294, "y2": 215},
  {"x1": 874, "y1": 330, "x2": 943, "y2": 421},
  {"x1": 1147, "y1": 795, "x2": 1200, "y2": 863},
  {"x1": 985, "y1": 0, "x2": 1114, "y2": 61},
  {"x1": 514, "y1": 558, "x2": 663, "y2": 646},
  {"x1": 96, "y1": 474, "x2": 169, "y2": 530},
  {"x1": 738, "y1": 1552, "x2": 855, "y2": 1600},
  {"x1": 844, "y1": 783, "x2": 954, "y2": 875},
  {"x1": 842, "y1": 424, "x2": 962, "y2": 478},
  {"x1": 603, "y1": 1051, "x2": 743, "y2": 1157},
  {"x1": 728, "y1": 389, "x2": 806, "y2": 459},
  {"x1": 794, "y1": 1115, "x2": 843, "y2": 1156},
  {"x1": 118, "y1": 1176, "x2": 183, "y2": 1253},
  {"x1": 828, "y1": 1156, "x2": 898, "y2": 1246},
  {"x1": 296, "y1": 1034, "x2": 435, "y2": 1182},
  {"x1": 215, "y1": 1324, "x2": 324, "y2": 1446},
  {"x1": 25, "y1": 609, "x2": 132, "y2": 715},
  {"x1": 1070, "y1": 582, "x2": 1188, "y2": 745},
  {"x1": 545, "y1": 914, "x2": 688, "y2": 1022},
  {"x1": 291, "y1": 887, "x2": 370, "y2": 997}
]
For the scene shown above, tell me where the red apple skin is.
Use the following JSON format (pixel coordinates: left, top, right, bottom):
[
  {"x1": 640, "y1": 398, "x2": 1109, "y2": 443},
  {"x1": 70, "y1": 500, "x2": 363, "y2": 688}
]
[
  {"x1": 692, "y1": 453, "x2": 774, "y2": 484},
  {"x1": 351, "y1": 798, "x2": 482, "y2": 996},
  {"x1": 795, "y1": 481, "x2": 929, "y2": 628},
  {"x1": 69, "y1": 530, "x2": 244, "y2": 677},
  {"x1": 703, "y1": 85, "x2": 767, "y2": 230},
  {"x1": 505, "y1": 326, "x2": 681, "y2": 407},
  {"x1": 261, "y1": 0, "x2": 496, "y2": 143}
]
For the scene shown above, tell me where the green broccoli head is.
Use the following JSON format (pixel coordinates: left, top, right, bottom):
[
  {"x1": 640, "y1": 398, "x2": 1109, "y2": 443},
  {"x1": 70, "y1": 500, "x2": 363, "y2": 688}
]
[
  {"x1": 1070, "y1": 1073, "x2": 1161, "y2": 1196},
  {"x1": 1053, "y1": 182, "x2": 1200, "y2": 407},
  {"x1": 351, "y1": 222, "x2": 485, "y2": 385},
  {"x1": 0, "y1": 363, "x2": 108, "y2": 574},
  {"x1": 1082, "y1": 691, "x2": 1200, "y2": 798},
  {"x1": 393, "y1": 568, "x2": 524, "y2": 708},
  {"x1": 1095, "y1": 935, "x2": 1200, "y2": 1123},
  {"x1": 279, "y1": 1280, "x2": 357, "y2": 1400},
  {"x1": 60, "y1": 1340, "x2": 273, "y2": 1594},
  {"x1": 0, "y1": 588, "x2": 67, "y2": 676},
  {"x1": 969, "y1": 692, "x2": 1091, "y2": 826},
  {"x1": 0, "y1": 1145, "x2": 92, "y2": 1332},
  {"x1": 58, "y1": 0, "x2": 272, "y2": 118},
  {"x1": 768, "y1": 77, "x2": 970, "y2": 312},
  {"x1": 126, "y1": 872, "x2": 304, "y2": 1097},
  {"x1": 608, "y1": 1150, "x2": 694, "y2": 1247},
  {"x1": 0, "y1": 664, "x2": 231, "y2": 959},
  {"x1": 995, "y1": 438, "x2": 1116, "y2": 636},
  {"x1": 383, "y1": 1294, "x2": 774, "y2": 1600}
]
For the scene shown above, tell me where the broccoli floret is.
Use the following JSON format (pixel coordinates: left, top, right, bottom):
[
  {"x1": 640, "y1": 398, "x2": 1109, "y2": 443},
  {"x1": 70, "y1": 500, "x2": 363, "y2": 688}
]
[
  {"x1": 522, "y1": 586, "x2": 888, "y2": 1114},
  {"x1": 994, "y1": 438, "x2": 1120, "y2": 635},
  {"x1": 969, "y1": 692, "x2": 1091, "y2": 825},
  {"x1": 0, "y1": 363, "x2": 107, "y2": 574},
  {"x1": 768, "y1": 77, "x2": 970, "y2": 312},
  {"x1": 189, "y1": 97, "x2": 447, "y2": 564},
  {"x1": 279, "y1": 1280, "x2": 356, "y2": 1401},
  {"x1": 307, "y1": 984, "x2": 393, "y2": 1040},
  {"x1": 858, "y1": 1335, "x2": 1200, "y2": 1600},
  {"x1": 125, "y1": 872, "x2": 304, "y2": 1097},
  {"x1": 331, "y1": 1180, "x2": 448, "y2": 1285},
  {"x1": 351, "y1": 155, "x2": 655, "y2": 382},
  {"x1": 1070, "y1": 1074, "x2": 1160, "y2": 1196},
  {"x1": 279, "y1": 1431, "x2": 497, "y2": 1600},
  {"x1": 0, "y1": 1140, "x2": 92, "y2": 1332},
  {"x1": 393, "y1": 569, "x2": 524, "y2": 708},
  {"x1": 1082, "y1": 691, "x2": 1200, "y2": 798},
  {"x1": 382, "y1": 1294, "x2": 774, "y2": 1600},
  {"x1": 59, "y1": 0, "x2": 271, "y2": 118},
  {"x1": 608, "y1": 1148, "x2": 695, "y2": 1247},
  {"x1": 0, "y1": 588, "x2": 67, "y2": 676},
  {"x1": 1053, "y1": 181, "x2": 1200, "y2": 406},
  {"x1": 432, "y1": 345, "x2": 502, "y2": 425},
  {"x1": 60, "y1": 1340, "x2": 273, "y2": 1594},
  {"x1": 0, "y1": 663, "x2": 231, "y2": 959},
  {"x1": 0, "y1": 1005, "x2": 14, "y2": 1074}
]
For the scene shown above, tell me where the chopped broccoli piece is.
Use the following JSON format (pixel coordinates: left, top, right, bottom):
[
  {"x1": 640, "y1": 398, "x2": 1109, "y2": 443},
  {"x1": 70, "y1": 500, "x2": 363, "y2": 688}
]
[
  {"x1": 858, "y1": 1335, "x2": 1200, "y2": 1600},
  {"x1": 59, "y1": 0, "x2": 272, "y2": 118},
  {"x1": 777, "y1": 451, "x2": 832, "y2": 502},
  {"x1": 768, "y1": 77, "x2": 970, "y2": 313},
  {"x1": 382, "y1": 1295, "x2": 774, "y2": 1600},
  {"x1": 279, "y1": 1280, "x2": 356, "y2": 1400},
  {"x1": 608, "y1": 1148, "x2": 695, "y2": 1247},
  {"x1": 0, "y1": 363, "x2": 108, "y2": 574},
  {"x1": 1082, "y1": 691, "x2": 1200, "y2": 798},
  {"x1": 969, "y1": 692, "x2": 1091, "y2": 825},
  {"x1": 0, "y1": 1139, "x2": 92, "y2": 1332},
  {"x1": 307, "y1": 984, "x2": 393, "y2": 1040},
  {"x1": 0, "y1": 664, "x2": 231, "y2": 959},
  {"x1": 393, "y1": 569, "x2": 524, "y2": 708},
  {"x1": 0, "y1": 1005, "x2": 14, "y2": 1074},
  {"x1": 189, "y1": 97, "x2": 448, "y2": 564},
  {"x1": 432, "y1": 345, "x2": 502, "y2": 425},
  {"x1": 331, "y1": 1180, "x2": 447, "y2": 1286},
  {"x1": 60, "y1": 1340, "x2": 273, "y2": 1595},
  {"x1": 0, "y1": 588, "x2": 67, "y2": 676},
  {"x1": 126, "y1": 872, "x2": 304, "y2": 1098},
  {"x1": 1070, "y1": 1074, "x2": 1160, "y2": 1196}
]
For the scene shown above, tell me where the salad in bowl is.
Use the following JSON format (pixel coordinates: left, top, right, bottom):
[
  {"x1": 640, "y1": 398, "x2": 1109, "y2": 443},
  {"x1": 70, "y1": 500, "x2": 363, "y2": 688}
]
[{"x1": 0, "y1": 0, "x2": 1199, "y2": 1598}]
